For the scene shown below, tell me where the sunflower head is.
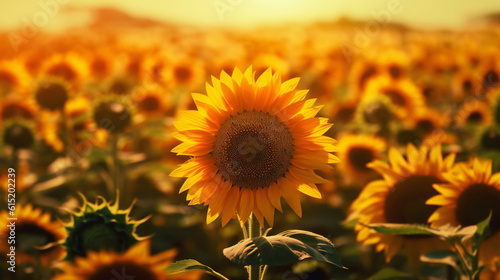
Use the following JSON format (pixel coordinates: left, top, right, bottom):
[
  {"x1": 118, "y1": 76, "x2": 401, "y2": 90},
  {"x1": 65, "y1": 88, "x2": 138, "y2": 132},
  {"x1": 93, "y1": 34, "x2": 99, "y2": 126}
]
[
  {"x1": 1, "y1": 119, "x2": 35, "y2": 149},
  {"x1": 350, "y1": 144, "x2": 456, "y2": 265},
  {"x1": 0, "y1": 204, "x2": 66, "y2": 265},
  {"x1": 428, "y1": 158, "x2": 500, "y2": 269},
  {"x1": 0, "y1": 98, "x2": 37, "y2": 121},
  {"x1": 171, "y1": 67, "x2": 338, "y2": 227},
  {"x1": 455, "y1": 99, "x2": 492, "y2": 128},
  {"x1": 54, "y1": 240, "x2": 177, "y2": 280},
  {"x1": 93, "y1": 96, "x2": 133, "y2": 133},
  {"x1": 34, "y1": 79, "x2": 70, "y2": 111},
  {"x1": 355, "y1": 95, "x2": 396, "y2": 129},
  {"x1": 336, "y1": 133, "x2": 386, "y2": 185},
  {"x1": 63, "y1": 196, "x2": 148, "y2": 261}
]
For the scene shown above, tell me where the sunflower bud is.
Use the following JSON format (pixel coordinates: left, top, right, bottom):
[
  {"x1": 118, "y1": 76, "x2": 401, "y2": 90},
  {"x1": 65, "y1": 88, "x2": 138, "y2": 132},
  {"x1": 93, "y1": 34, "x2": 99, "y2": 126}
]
[{"x1": 63, "y1": 196, "x2": 147, "y2": 261}]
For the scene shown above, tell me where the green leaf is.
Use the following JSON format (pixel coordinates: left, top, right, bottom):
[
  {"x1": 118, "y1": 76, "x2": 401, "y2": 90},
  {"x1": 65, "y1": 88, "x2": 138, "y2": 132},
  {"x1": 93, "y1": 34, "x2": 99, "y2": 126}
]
[
  {"x1": 367, "y1": 223, "x2": 438, "y2": 236},
  {"x1": 165, "y1": 259, "x2": 228, "y2": 280},
  {"x1": 223, "y1": 230, "x2": 345, "y2": 268},
  {"x1": 472, "y1": 212, "x2": 492, "y2": 252},
  {"x1": 368, "y1": 223, "x2": 477, "y2": 241},
  {"x1": 368, "y1": 267, "x2": 418, "y2": 280},
  {"x1": 277, "y1": 230, "x2": 343, "y2": 268},
  {"x1": 420, "y1": 250, "x2": 460, "y2": 272}
]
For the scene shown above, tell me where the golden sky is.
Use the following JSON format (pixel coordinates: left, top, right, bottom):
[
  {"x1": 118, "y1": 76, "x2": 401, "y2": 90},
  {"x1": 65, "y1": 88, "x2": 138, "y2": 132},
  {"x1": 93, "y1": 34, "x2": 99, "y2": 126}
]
[{"x1": 1, "y1": 0, "x2": 500, "y2": 31}]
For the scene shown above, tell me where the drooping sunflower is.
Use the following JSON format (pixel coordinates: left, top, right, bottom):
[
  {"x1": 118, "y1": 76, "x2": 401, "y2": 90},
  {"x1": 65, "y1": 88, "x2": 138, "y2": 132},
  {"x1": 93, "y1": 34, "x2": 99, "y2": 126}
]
[
  {"x1": 336, "y1": 133, "x2": 386, "y2": 186},
  {"x1": 63, "y1": 196, "x2": 148, "y2": 261},
  {"x1": 53, "y1": 240, "x2": 177, "y2": 280},
  {"x1": 427, "y1": 158, "x2": 500, "y2": 269},
  {"x1": 171, "y1": 67, "x2": 338, "y2": 227},
  {"x1": 455, "y1": 99, "x2": 493, "y2": 128},
  {"x1": 350, "y1": 144, "x2": 456, "y2": 266},
  {"x1": 0, "y1": 204, "x2": 66, "y2": 265}
]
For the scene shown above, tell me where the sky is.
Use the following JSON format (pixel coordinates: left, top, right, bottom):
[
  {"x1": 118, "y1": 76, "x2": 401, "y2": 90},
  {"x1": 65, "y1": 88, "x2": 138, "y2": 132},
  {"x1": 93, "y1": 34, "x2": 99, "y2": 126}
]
[{"x1": 1, "y1": 0, "x2": 500, "y2": 31}]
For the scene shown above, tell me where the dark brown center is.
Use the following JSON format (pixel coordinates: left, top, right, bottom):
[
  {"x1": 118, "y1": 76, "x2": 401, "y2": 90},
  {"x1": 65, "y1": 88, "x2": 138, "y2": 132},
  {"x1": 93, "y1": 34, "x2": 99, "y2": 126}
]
[
  {"x1": 35, "y1": 81, "x2": 68, "y2": 110},
  {"x1": 139, "y1": 96, "x2": 160, "y2": 112},
  {"x1": 466, "y1": 111, "x2": 483, "y2": 123},
  {"x1": 384, "y1": 175, "x2": 442, "y2": 224},
  {"x1": 90, "y1": 261, "x2": 157, "y2": 280},
  {"x1": 213, "y1": 111, "x2": 294, "y2": 190},
  {"x1": 16, "y1": 223, "x2": 57, "y2": 253},
  {"x1": 456, "y1": 183, "x2": 500, "y2": 234},
  {"x1": 174, "y1": 66, "x2": 192, "y2": 82},
  {"x1": 416, "y1": 119, "x2": 435, "y2": 135},
  {"x1": 347, "y1": 147, "x2": 375, "y2": 172},
  {"x1": 483, "y1": 70, "x2": 499, "y2": 89},
  {"x1": 47, "y1": 63, "x2": 77, "y2": 81},
  {"x1": 2, "y1": 104, "x2": 34, "y2": 120},
  {"x1": 384, "y1": 89, "x2": 406, "y2": 106}
]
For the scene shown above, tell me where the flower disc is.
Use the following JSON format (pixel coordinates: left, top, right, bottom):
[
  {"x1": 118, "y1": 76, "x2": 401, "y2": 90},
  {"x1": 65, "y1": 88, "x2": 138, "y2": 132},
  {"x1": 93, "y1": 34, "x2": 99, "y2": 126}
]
[{"x1": 213, "y1": 111, "x2": 294, "y2": 190}]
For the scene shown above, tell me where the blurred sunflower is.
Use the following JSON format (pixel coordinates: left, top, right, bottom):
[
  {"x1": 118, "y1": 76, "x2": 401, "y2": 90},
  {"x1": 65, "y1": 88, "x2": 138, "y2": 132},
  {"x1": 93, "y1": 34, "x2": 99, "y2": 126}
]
[
  {"x1": 34, "y1": 79, "x2": 70, "y2": 111},
  {"x1": 376, "y1": 49, "x2": 410, "y2": 80},
  {"x1": 0, "y1": 97, "x2": 37, "y2": 122},
  {"x1": 362, "y1": 75, "x2": 425, "y2": 120},
  {"x1": 54, "y1": 240, "x2": 177, "y2": 280},
  {"x1": 163, "y1": 58, "x2": 206, "y2": 90},
  {"x1": 1, "y1": 119, "x2": 36, "y2": 150},
  {"x1": 407, "y1": 107, "x2": 450, "y2": 137},
  {"x1": 133, "y1": 85, "x2": 169, "y2": 119},
  {"x1": 171, "y1": 67, "x2": 338, "y2": 227},
  {"x1": 350, "y1": 144, "x2": 456, "y2": 266},
  {"x1": 336, "y1": 133, "x2": 386, "y2": 185},
  {"x1": 451, "y1": 69, "x2": 480, "y2": 101},
  {"x1": 455, "y1": 99, "x2": 492, "y2": 128},
  {"x1": 0, "y1": 204, "x2": 66, "y2": 265},
  {"x1": 39, "y1": 53, "x2": 89, "y2": 86},
  {"x1": 427, "y1": 158, "x2": 500, "y2": 269},
  {"x1": 0, "y1": 59, "x2": 31, "y2": 95},
  {"x1": 63, "y1": 196, "x2": 148, "y2": 261}
]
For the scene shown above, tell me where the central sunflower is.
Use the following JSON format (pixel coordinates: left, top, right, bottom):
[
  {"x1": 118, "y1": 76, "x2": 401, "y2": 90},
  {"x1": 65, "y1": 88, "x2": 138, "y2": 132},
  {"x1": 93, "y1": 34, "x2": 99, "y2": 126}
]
[{"x1": 171, "y1": 67, "x2": 338, "y2": 227}]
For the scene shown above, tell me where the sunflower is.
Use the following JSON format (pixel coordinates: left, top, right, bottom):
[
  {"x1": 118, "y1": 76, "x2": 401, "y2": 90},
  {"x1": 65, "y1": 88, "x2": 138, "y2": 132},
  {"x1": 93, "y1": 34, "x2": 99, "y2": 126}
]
[
  {"x1": 0, "y1": 59, "x2": 31, "y2": 95},
  {"x1": 361, "y1": 75, "x2": 425, "y2": 120},
  {"x1": 39, "y1": 53, "x2": 89, "y2": 86},
  {"x1": 0, "y1": 97, "x2": 37, "y2": 122},
  {"x1": 163, "y1": 58, "x2": 206, "y2": 90},
  {"x1": 407, "y1": 108, "x2": 450, "y2": 137},
  {"x1": 133, "y1": 85, "x2": 169, "y2": 119},
  {"x1": 375, "y1": 49, "x2": 410, "y2": 80},
  {"x1": 427, "y1": 158, "x2": 500, "y2": 269},
  {"x1": 455, "y1": 99, "x2": 493, "y2": 128},
  {"x1": 0, "y1": 204, "x2": 66, "y2": 265},
  {"x1": 53, "y1": 240, "x2": 177, "y2": 280},
  {"x1": 63, "y1": 196, "x2": 148, "y2": 261},
  {"x1": 170, "y1": 67, "x2": 338, "y2": 227},
  {"x1": 336, "y1": 133, "x2": 386, "y2": 186},
  {"x1": 350, "y1": 144, "x2": 456, "y2": 266},
  {"x1": 1, "y1": 119, "x2": 36, "y2": 150}
]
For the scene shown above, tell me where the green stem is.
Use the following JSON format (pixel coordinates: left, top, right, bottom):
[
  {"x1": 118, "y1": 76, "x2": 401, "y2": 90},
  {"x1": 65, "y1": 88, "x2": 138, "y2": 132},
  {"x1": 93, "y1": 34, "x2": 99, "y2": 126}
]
[
  {"x1": 110, "y1": 134, "x2": 120, "y2": 195},
  {"x1": 248, "y1": 214, "x2": 261, "y2": 280}
]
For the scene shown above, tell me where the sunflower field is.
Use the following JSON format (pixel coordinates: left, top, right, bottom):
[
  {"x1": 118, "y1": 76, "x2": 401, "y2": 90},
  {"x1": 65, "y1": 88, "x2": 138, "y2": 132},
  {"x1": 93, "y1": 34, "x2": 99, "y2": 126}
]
[{"x1": 1, "y1": 3, "x2": 500, "y2": 280}]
